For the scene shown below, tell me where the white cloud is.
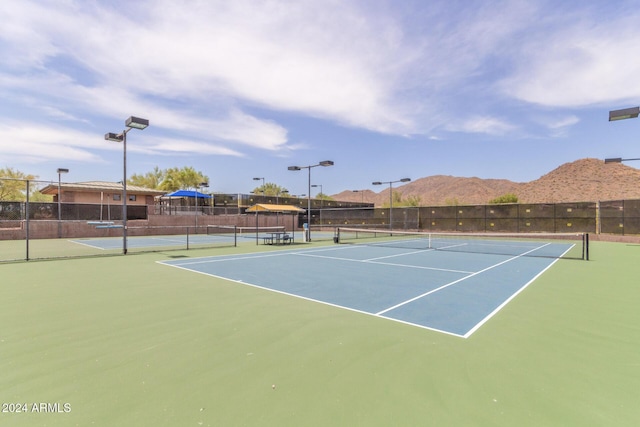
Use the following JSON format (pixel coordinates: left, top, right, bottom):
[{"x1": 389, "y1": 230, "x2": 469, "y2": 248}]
[
  {"x1": 3, "y1": 0, "x2": 639, "y2": 156},
  {"x1": 0, "y1": 120, "x2": 247, "y2": 166},
  {"x1": 498, "y1": 8, "x2": 640, "y2": 107},
  {"x1": 0, "y1": 122, "x2": 102, "y2": 164},
  {"x1": 140, "y1": 138, "x2": 243, "y2": 157},
  {"x1": 447, "y1": 116, "x2": 516, "y2": 136}
]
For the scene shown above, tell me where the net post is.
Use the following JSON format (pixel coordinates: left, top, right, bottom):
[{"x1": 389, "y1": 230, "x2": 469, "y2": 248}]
[
  {"x1": 234, "y1": 225, "x2": 237, "y2": 247},
  {"x1": 585, "y1": 233, "x2": 589, "y2": 261}
]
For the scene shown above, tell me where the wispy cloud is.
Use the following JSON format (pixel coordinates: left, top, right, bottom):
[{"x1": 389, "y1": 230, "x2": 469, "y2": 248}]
[
  {"x1": 498, "y1": 5, "x2": 640, "y2": 107},
  {"x1": 2, "y1": 0, "x2": 640, "y2": 173},
  {"x1": 0, "y1": 122, "x2": 103, "y2": 164},
  {"x1": 447, "y1": 116, "x2": 516, "y2": 136}
]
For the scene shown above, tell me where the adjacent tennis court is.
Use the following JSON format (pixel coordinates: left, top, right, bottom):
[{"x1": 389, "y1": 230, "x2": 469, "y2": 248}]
[
  {"x1": 69, "y1": 225, "x2": 293, "y2": 251},
  {"x1": 159, "y1": 230, "x2": 583, "y2": 337}
]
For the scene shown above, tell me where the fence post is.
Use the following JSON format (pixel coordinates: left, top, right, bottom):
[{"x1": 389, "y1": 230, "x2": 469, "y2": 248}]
[{"x1": 25, "y1": 180, "x2": 30, "y2": 261}]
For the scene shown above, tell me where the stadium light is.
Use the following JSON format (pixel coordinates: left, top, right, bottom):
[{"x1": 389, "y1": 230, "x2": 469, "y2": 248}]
[
  {"x1": 288, "y1": 161, "x2": 334, "y2": 241},
  {"x1": 56, "y1": 168, "x2": 69, "y2": 238},
  {"x1": 372, "y1": 178, "x2": 411, "y2": 230},
  {"x1": 604, "y1": 157, "x2": 640, "y2": 164},
  {"x1": 125, "y1": 116, "x2": 149, "y2": 129},
  {"x1": 105, "y1": 116, "x2": 149, "y2": 255},
  {"x1": 609, "y1": 107, "x2": 640, "y2": 122}
]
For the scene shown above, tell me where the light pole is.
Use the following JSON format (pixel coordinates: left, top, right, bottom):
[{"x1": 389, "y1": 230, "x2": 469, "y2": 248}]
[
  {"x1": 288, "y1": 160, "x2": 333, "y2": 241},
  {"x1": 372, "y1": 178, "x2": 411, "y2": 230},
  {"x1": 253, "y1": 177, "x2": 265, "y2": 196},
  {"x1": 57, "y1": 168, "x2": 69, "y2": 238},
  {"x1": 352, "y1": 189, "x2": 365, "y2": 204},
  {"x1": 607, "y1": 105, "x2": 640, "y2": 162},
  {"x1": 105, "y1": 116, "x2": 149, "y2": 255},
  {"x1": 312, "y1": 184, "x2": 323, "y2": 225},
  {"x1": 195, "y1": 181, "x2": 209, "y2": 228}
]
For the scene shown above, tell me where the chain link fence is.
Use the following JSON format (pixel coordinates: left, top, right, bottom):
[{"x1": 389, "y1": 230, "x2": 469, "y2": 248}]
[
  {"x1": 2, "y1": 177, "x2": 639, "y2": 261},
  {"x1": 314, "y1": 200, "x2": 639, "y2": 236}
]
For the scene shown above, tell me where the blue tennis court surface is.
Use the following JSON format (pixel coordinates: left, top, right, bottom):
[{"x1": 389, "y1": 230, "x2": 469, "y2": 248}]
[{"x1": 158, "y1": 241, "x2": 574, "y2": 338}]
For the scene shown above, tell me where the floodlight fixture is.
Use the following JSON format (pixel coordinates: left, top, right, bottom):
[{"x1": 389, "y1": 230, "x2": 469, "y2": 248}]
[
  {"x1": 288, "y1": 166, "x2": 301, "y2": 171},
  {"x1": 125, "y1": 116, "x2": 149, "y2": 129},
  {"x1": 319, "y1": 160, "x2": 334, "y2": 167},
  {"x1": 57, "y1": 168, "x2": 69, "y2": 174},
  {"x1": 105, "y1": 132, "x2": 124, "y2": 142},
  {"x1": 609, "y1": 107, "x2": 640, "y2": 122},
  {"x1": 604, "y1": 157, "x2": 640, "y2": 164}
]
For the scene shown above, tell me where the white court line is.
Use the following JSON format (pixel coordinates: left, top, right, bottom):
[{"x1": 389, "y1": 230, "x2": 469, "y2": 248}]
[
  {"x1": 375, "y1": 242, "x2": 552, "y2": 316},
  {"x1": 293, "y1": 252, "x2": 474, "y2": 274},
  {"x1": 68, "y1": 239, "x2": 108, "y2": 250},
  {"x1": 157, "y1": 240, "x2": 561, "y2": 338},
  {"x1": 158, "y1": 242, "x2": 381, "y2": 267},
  {"x1": 158, "y1": 260, "x2": 467, "y2": 339},
  {"x1": 161, "y1": 251, "x2": 291, "y2": 266},
  {"x1": 364, "y1": 248, "x2": 433, "y2": 261},
  {"x1": 462, "y1": 243, "x2": 575, "y2": 338}
]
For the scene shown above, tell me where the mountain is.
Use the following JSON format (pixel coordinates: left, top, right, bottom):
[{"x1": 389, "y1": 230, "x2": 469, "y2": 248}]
[{"x1": 332, "y1": 158, "x2": 640, "y2": 206}]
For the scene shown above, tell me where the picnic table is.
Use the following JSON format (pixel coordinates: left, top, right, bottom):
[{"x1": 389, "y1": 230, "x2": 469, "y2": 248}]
[{"x1": 263, "y1": 232, "x2": 292, "y2": 245}]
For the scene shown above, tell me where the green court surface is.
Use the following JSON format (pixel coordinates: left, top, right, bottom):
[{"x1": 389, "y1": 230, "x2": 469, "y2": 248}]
[{"x1": 1, "y1": 241, "x2": 639, "y2": 426}]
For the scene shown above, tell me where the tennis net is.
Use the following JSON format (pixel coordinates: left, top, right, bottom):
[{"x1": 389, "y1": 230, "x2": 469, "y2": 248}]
[
  {"x1": 207, "y1": 225, "x2": 288, "y2": 243},
  {"x1": 335, "y1": 227, "x2": 589, "y2": 260}
]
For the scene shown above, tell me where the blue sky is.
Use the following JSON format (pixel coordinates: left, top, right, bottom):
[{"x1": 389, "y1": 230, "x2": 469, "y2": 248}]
[{"x1": 1, "y1": 0, "x2": 640, "y2": 196}]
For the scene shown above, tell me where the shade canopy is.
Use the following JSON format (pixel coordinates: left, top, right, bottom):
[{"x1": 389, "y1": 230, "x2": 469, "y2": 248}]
[
  {"x1": 164, "y1": 190, "x2": 212, "y2": 199},
  {"x1": 246, "y1": 203, "x2": 305, "y2": 213}
]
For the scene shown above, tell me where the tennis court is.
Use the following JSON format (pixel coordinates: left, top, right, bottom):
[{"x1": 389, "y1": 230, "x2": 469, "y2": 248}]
[
  {"x1": 159, "y1": 231, "x2": 583, "y2": 337},
  {"x1": 2, "y1": 237, "x2": 639, "y2": 426},
  {"x1": 69, "y1": 225, "x2": 293, "y2": 251}
]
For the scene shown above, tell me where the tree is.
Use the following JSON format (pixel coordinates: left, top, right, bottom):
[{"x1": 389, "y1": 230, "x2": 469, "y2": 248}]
[
  {"x1": 129, "y1": 166, "x2": 164, "y2": 189},
  {"x1": 156, "y1": 167, "x2": 209, "y2": 192},
  {"x1": 251, "y1": 182, "x2": 289, "y2": 197},
  {"x1": 489, "y1": 193, "x2": 519, "y2": 204},
  {"x1": 381, "y1": 191, "x2": 419, "y2": 207},
  {"x1": 0, "y1": 167, "x2": 40, "y2": 201},
  {"x1": 314, "y1": 192, "x2": 334, "y2": 201},
  {"x1": 403, "y1": 195, "x2": 421, "y2": 207}
]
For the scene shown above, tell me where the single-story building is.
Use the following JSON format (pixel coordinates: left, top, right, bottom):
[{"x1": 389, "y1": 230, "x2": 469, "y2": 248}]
[{"x1": 39, "y1": 181, "x2": 166, "y2": 206}]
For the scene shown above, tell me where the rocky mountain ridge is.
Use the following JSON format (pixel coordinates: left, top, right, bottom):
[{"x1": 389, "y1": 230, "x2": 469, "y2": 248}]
[{"x1": 333, "y1": 158, "x2": 640, "y2": 206}]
